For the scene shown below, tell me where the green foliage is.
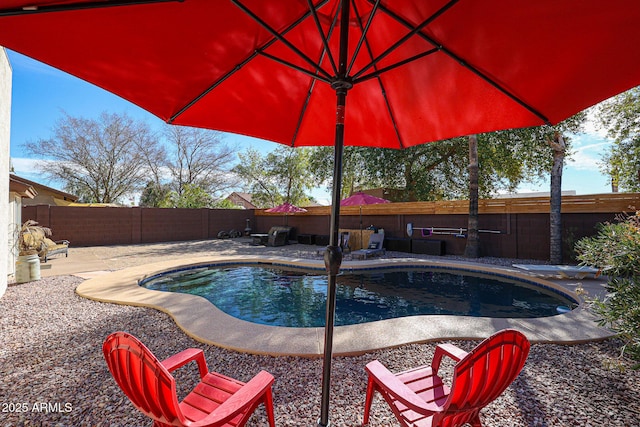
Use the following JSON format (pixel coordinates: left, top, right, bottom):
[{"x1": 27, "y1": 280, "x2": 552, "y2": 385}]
[
  {"x1": 234, "y1": 147, "x2": 315, "y2": 208},
  {"x1": 308, "y1": 142, "x2": 469, "y2": 201},
  {"x1": 139, "y1": 181, "x2": 172, "y2": 208},
  {"x1": 159, "y1": 184, "x2": 215, "y2": 208},
  {"x1": 595, "y1": 87, "x2": 640, "y2": 192},
  {"x1": 307, "y1": 146, "x2": 376, "y2": 199},
  {"x1": 212, "y1": 198, "x2": 242, "y2": 209},
  {"x1": 575, "y1": 211, "x2": 640, "y2": 367},
  {"x1": 306, "y1": 114, "x2": 586, "y2": 202}
]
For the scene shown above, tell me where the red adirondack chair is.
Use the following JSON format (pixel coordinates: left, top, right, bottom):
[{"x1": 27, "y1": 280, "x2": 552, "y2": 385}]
[
  {"x1": 103, "y1": 332, "x2": 275, "y2": 427},
  {"x1": 363, "y1": 329, "x2": 530, "y2": 427}
]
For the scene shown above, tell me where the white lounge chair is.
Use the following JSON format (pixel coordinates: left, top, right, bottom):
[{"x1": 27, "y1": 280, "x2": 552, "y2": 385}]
[{"x1": 352, "y1": 233, "x2": 385, "y2": 260}]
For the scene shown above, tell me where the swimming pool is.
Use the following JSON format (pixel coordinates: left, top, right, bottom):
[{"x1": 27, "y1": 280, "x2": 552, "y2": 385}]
[{"x1": 140, "y1": 264, "x2": 577, "y2": 327}]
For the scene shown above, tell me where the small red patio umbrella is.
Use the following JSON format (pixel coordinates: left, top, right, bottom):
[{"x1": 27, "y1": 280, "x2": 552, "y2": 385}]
[
  {"x1": 265, "y1": 202, "x2": 307, "y2": 225},
  {"x1": 341, "y1": 192, "x2": 389, "y2": 247},
  {"x1": 340, "y1": 192, "x2": 390, "y2": 206},
  {"x1": 2, "y1": 2, "x2": 640, "y2": 425},
  {"x1": 265, "y1": 202, "x2": 308, "y2": 213}
]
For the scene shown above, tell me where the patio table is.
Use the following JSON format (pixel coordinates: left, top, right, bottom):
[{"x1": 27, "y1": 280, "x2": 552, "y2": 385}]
[{"x1": 250, "y1": 234, "x2": 269, "y2": 246}]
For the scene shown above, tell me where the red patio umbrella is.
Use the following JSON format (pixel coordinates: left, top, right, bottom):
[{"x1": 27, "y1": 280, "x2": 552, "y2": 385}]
[
  {"x1": 265, "y1": 202, "x2": 307, "y2": 225},
  {"x1": 340, "y1": 192, "x2": 390, "y2": 206},
  {"x1": 2, "y1": 2, "x2": 640, "y2": 425},
  {"x1": 341, "y1": 192, "x2": 390, "y2": 247},
  {"x1": 265, "y1": 202, "x2": 308, "y2": 213}
]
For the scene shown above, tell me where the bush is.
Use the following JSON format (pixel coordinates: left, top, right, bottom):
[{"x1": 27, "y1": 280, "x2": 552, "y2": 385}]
[{"x1": 575, "y1": 211, "x2": 640, "y2": 368}]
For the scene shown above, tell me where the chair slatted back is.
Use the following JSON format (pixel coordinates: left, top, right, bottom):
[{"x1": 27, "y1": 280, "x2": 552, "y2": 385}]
[
  {"x1": 103, "y1": 332, "x2": 183, "y2": 426},
  {"x1": 435, "y1": 329, "x2": 530, "y2": 427},
  {"x1": 368, "y1": 233, "x2": 384, "y2": 249},
  {"x1": 340, "y1": 232, "x2": 350, "y2": 250}
]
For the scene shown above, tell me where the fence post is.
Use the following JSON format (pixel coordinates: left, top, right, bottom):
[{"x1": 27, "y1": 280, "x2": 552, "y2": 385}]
[{"x1": 35, "y1": 204, "x2": 50, "y2": 227}]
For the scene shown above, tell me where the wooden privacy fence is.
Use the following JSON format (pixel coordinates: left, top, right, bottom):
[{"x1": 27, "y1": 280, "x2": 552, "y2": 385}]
[{"x1": 23, "y1": 193, "x2": 640, "y2": 261}]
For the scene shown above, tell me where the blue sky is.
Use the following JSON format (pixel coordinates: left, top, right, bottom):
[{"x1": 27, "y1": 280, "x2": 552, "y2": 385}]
[{"x1": 7, "y1": 50, "x2": 614, "y2": 203}]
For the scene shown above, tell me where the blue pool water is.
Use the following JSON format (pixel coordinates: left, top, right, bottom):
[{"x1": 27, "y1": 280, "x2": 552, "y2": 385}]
[{"x1": 140, "y1": 264, "x2": 577, "y2": 327}]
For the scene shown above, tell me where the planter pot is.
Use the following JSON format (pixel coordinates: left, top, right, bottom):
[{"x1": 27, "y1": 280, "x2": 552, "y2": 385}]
[{"x1": 15, "y1": 254, "x2": 41, "y2": 284}]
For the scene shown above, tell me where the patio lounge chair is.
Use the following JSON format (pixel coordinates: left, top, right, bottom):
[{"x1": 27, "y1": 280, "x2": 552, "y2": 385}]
[
  {"x1": 362, "y1": 329, "x2": 530, "y2": 427},
  {"x1": 103, "y1": 332, "x2": 276, "y2": 427},
  {"x1": 351, "y1": 233, "x2": 385, "y2": 260},
  {"x1": 38, "y1": 237, "x2": 69, "y2": 262}
]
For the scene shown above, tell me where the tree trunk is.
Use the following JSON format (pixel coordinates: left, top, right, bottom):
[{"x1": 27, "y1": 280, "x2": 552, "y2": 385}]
[
  {"x1": 549, "y1": 132, "x2": 565, "y2": 264},
  {"x1": 464, "y1": 134, "x2": 480, "y2": 258}
]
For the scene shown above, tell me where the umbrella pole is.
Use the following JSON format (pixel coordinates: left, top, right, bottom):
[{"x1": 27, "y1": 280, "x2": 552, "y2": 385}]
[
  {"x1": 320, "y1": 2, "x2": 351, "y2": 425},
  {"x1": 319, "y1": 92, "x2": 345, "y2": 427},
  {"x1": 359, "y1": 205, "x2": 363, "y2": 250}
]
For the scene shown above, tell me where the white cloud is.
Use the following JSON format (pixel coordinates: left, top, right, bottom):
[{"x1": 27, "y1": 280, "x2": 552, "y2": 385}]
[
  {"x1": 11, "y1": 157, "x2": 45, "y2": 172},
  {"x1": 11, "y1": 157, "x2": 69, "y2": 191},
  {"x1": 566, "y1": 118, "x2": 613, "y2": 170},
  {"x1": 567, "y1": 139, "x2": 611, "y2": 171},
  {"x1": 583, "y1": 107, "x2": 610, "y2": 139}
]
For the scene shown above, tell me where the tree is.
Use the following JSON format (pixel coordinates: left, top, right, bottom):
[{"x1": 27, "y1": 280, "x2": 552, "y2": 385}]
[
  {"x1": 548, "y1": 132, "x2": 566, "y2": 264},
  {"x1": 464, "y1": 135, "x2": 480, "y2": 258},
  {"x1": 595, "y1": 87, "x2": 640, "y2": 192},
  {"x1": 25, "y1": 112, "x2": 159, "y2": 204},
  {"x1": 308, "y1": 146, "x2": 372, "y2": 199},
  {"x1": 213, "y1": 198, "x2": 243, "y2": 209},
  {"x1": 481, "y1": 115, "x2": 586, "y2": 264},
  {"x1": 359, "y1": 141, "x2": 468, "y2": 201},
  {"x1": 308, "y1": 123, "x2": 586, "y2": 204},
  {"x1": 139, "y1": 180, "x2": 172, "y2": 207},
  {"x1": 163, "y1": 125, "x2": 238, "y2": 198},
  {"x1": 159, "y1": 183, "x2": 215, "y2": 208},
  {"x1": 234, "y1": 147, "x2": 315, "y2": 208},
  {"x1": 308, "y1": 142, "x2": 468, "y2": 201}
]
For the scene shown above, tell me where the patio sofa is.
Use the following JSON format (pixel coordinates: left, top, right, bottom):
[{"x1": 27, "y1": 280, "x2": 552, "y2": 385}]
[{"x1": 39, "y1": 237, "x2": 70, "y2": 262}]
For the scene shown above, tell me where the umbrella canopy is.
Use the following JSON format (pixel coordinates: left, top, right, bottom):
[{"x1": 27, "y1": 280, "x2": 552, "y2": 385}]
[
  {"x1": 265, "y1": 202, "x2": 308, "y2": 213},
  {"x1": 2, "y1": 2, "x2": 640, "y2": 426},
  {"x1": 1, "y1": 1, "x2": 639, "y2": 147},
  {"x1": 340, "y1": 192, "x2": 390, "y2": 206}
]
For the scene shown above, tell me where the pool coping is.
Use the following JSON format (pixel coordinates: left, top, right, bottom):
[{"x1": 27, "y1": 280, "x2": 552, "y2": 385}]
[{"x1": 75, "y1": 255, "x2": 614, "y2": 357}]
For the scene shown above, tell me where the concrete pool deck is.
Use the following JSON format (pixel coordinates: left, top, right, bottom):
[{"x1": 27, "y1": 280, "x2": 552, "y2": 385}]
[{"x1": 43, "y1": 238, "x2": 613, "y2": 356}]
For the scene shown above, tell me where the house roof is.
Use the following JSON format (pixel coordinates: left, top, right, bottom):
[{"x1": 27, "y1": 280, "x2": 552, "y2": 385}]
[
  {"x1": 9, "y1": 175, "x2": 37, "y2": 199},
  {"x1": 9, "y1": 174, "x2": 78, "y2": 202},
  {"x1": 229, "y1": 192, "x2": 253, "y2": 203},
  {"x1": 226, "y1": 192, "x2": 257, "y2": 209}
]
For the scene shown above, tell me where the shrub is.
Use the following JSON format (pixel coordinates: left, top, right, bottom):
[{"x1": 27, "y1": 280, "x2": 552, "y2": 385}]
[{"x1": 575, "y1": 211, "x2": 640, "y2": 368}]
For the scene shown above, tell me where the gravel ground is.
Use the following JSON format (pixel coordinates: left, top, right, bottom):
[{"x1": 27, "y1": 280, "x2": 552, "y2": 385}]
[{"x1": 2, "y1": 274, "x2": 640, "y2": 427}]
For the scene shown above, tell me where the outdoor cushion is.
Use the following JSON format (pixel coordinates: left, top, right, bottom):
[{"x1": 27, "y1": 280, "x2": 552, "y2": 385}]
[{"x1": 39, "y1": 237, "x2": 69, "y2": 262}]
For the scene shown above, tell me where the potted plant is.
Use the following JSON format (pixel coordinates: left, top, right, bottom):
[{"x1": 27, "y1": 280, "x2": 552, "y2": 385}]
[{"x1": 15, "y1": 220, "x2": 51, "y2": 283}]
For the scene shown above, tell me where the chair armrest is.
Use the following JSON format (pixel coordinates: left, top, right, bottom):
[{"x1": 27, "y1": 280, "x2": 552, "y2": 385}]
[
  {"x1": 56, "y1": 240, "x2": 70, "y2": 245},
  {"x1": 161, "y1": 348, "x2": 208, "y2": 378},
  {"x1": 431, "y1": 343, "x2": 468, "y2": 374},
  {"x1": 365, "y1": 360, "x2": 441, "y2": 414},
  {"x1": 194, "y1": 370, "x2": 275, "y2": 427}
]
